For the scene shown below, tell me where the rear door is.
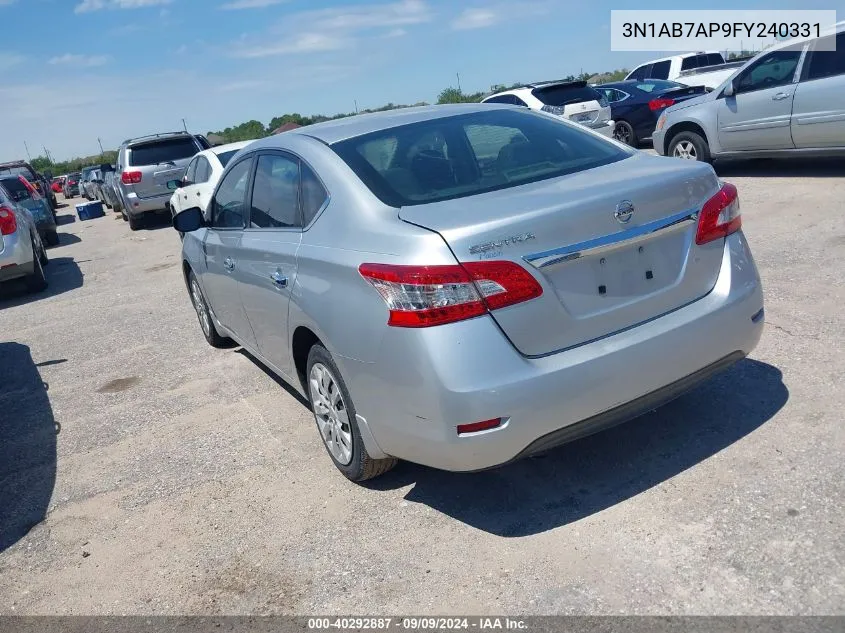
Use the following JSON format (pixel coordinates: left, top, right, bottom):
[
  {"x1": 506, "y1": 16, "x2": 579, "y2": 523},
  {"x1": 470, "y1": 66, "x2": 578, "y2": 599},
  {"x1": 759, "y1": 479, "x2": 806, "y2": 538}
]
[
  {"x1": 236, "y1": 151, "x2": 309, "y2": 374},
  {"x1": 126, "y1": 136, "x2": 201, "y2": 200},
  {"x1": 716, "y1": 48, "x2": 802, "y2": 151},
  {"x1": 201, "y1": 156, "x2": 257, "y2": 347},
  {"x1": 791, "y1": 32, "x2": 845, "y2": 148}
]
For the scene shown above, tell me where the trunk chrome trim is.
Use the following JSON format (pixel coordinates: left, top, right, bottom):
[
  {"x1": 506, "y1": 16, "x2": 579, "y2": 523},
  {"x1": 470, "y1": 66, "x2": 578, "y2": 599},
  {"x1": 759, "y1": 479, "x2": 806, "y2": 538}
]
[{"x1": 523, "y1": 208, "x2": 699, "y2": 269}]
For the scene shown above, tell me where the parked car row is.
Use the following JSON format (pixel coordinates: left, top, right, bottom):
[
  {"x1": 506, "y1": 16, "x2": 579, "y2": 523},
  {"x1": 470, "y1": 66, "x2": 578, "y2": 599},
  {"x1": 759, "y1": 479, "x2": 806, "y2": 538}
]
[
  {"x1": 0, "y1": 177, "x2": 50, "y2": 295},
  {"x1": 0, "y1": 160, "x2": 57, "y2": 212}
]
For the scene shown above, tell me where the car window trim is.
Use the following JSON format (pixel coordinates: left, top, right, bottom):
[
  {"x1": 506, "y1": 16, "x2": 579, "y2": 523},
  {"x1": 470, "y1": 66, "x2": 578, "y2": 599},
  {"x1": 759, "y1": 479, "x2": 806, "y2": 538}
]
[
  {"x1": 242, "y1": 149, "x2": 302, "y2": 233},
  {"x1": 209, "y1": 155, "x2": 254, "y2": 232}
]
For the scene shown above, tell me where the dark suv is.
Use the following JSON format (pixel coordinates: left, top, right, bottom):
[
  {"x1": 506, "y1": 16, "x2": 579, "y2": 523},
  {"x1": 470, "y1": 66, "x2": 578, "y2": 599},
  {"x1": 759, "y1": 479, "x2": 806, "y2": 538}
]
[
  {"x1": 116, "y1": 132, "x2": 210, "y2": 230},
  {"x1": 0, "y1": 161, "x2": 57, "y2": 213}
]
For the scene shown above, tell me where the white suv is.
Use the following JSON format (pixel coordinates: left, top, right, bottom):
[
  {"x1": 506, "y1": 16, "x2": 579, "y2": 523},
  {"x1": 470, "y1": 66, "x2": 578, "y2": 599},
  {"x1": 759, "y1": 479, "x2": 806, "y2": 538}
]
[{"x1": 482, "y1": 80, "x2": 614, "y2": 137}]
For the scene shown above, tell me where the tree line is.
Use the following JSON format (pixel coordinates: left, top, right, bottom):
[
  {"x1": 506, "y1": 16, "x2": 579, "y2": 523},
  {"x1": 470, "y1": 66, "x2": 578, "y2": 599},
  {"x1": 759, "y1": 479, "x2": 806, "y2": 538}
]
[{"x1": 26, "y1": 70, "x2": 630, "y2": 173}]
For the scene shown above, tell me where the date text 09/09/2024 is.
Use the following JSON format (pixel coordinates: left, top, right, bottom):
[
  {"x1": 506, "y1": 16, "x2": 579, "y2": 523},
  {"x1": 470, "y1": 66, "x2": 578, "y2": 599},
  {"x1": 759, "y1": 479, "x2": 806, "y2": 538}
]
[
  {"x1": 621, "y1": 22, "x2": 821, "y2": 39},
  {"x1": 307, "y1": 617, "x2": 528, "y2": 630}
]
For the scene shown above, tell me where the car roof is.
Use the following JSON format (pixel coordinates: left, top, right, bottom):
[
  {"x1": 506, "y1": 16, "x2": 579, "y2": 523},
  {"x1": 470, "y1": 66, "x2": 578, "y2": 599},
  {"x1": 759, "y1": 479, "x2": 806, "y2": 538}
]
[
  {"x1": 209, "y1": 140, "x2": 254, "y2": 155},
  {"x1": 0, "y1": 160, "x2": 33, "y2": 169},
  {"x1": 260, "y1": 103, "x2": 512, "y2": 145},
  {"x1": 122, "y1": 131, "x2": 195, "y2": 147}
]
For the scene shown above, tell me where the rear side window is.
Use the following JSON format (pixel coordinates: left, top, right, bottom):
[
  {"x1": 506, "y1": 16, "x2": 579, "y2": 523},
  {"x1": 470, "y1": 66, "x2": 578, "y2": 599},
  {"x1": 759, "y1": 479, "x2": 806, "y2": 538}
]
[
  {"x1": 532, "y1": 84, "x2": 601, "y2": 106},
  {"x1": 706, "y1": 53, "x2": 724, "y2": 66},
  {"x1": 629, "y1": 64, "x2": 650, "y2": 80},
  {"x1": 649, "y1": 60, "x2": 671, "y2": 79},
  {"x1": 300, "y1": 163, "x2": 328, "y2": 225},
  {"x1": 216, "y1": 149, "x2": 240, "y2": 168},
  {"x1": 806, "y1": 33, "x2": 845, "y2": 81},
  {"x1": 211, "y1": 158, "x2": 252, "y2": 229},
  {"x1": 681, "y1": 56, "x2": 698, "y2": 71},
  {"x1": 128, "y1": 138, "x2": 199, "y2": 167},
  {"x1": 331, "y1": 109, "x2": 629, "y2": 207}
]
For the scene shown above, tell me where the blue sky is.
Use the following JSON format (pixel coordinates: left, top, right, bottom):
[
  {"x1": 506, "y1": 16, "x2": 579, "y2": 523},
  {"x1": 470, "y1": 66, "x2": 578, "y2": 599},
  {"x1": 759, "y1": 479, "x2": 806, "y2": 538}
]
[{"x1": 0, "y1": 0, "x2": 833, "y2": 162}]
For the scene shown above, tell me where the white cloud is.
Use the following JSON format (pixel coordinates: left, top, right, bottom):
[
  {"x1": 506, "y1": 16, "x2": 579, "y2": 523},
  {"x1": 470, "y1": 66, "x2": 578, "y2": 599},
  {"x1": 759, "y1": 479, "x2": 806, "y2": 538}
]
[
  {"x1": 0, "y1": 0, "x2": 18, "y2": 5},
  {"x1": 232, "y1": 33, "x2": 346, "y2": 58},
  {"x1": 220, "y1": 0, "x2": 287, "y2": 9},
  {"x1": 451, "y1": 8, "x2": 499, "y2": 30},
  {"x1": 0, "y1": 52, "x2": 24, "y2": 70},
  {"x1": 230, "y1": 0, "x2": 432, "y2": 58},
  {"x1": 49, "y1": 53, "x2": 109, "y2": 67},
  {"x1": 75, "y1": 0, "x2": 172, "y2": 14}
]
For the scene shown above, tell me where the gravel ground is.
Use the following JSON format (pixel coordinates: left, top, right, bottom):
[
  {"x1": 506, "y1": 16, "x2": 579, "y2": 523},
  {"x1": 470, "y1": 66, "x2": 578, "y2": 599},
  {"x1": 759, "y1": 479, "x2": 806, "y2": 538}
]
[{"x1": 0, "y1": 158, "x2": 843, "y2": 615}]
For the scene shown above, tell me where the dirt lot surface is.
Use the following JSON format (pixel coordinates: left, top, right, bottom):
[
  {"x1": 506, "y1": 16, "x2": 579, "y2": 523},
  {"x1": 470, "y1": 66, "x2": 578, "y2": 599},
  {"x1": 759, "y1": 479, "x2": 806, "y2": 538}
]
[{"x1": 1, "y1": 158, "x2": 843, "y2": 615}]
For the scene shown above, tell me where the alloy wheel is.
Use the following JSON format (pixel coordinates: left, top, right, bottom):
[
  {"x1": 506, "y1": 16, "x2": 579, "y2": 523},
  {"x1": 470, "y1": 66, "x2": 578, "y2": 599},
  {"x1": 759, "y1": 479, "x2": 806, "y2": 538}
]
[
  {"x1": 672, "y1": 140, "x2": 697, "y2": 159},
  {"x1": 309, "y1": 363, "x2": 353, "y2": 466},
  {"x1": 190, "y1": 279, "x2": 211, "y2": 338}
]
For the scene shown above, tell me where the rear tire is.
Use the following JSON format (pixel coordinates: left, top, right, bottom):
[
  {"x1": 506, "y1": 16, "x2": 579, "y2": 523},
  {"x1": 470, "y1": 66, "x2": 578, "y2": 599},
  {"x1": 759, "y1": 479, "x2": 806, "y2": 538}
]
[
  {"x1": 128, "y1": 211, "x2": 144, "y2": 231},
  {"x1": 668, "y1": 131, "x2": 711, "y2": 163},
  {"x1": 25, "y1": 243, "x2": 48, "y2": 293},
  {"x1": 188, "y1": 271, "x2": 232, "y2": 348},
  {"x1": 44, "y1": 230, "x2": 59, "y2": 247},
  {"x1": 306, "y1": 344, "x2": 397, "y2": 482},
  {"x1": 613, "y1": 120, "x2": 638, "y2": 147}
]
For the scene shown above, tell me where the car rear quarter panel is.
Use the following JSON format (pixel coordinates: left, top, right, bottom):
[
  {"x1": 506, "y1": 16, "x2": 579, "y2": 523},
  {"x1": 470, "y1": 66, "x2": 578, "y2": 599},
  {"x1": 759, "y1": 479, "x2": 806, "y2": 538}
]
[{"x1": 277, "y1": 135, "x2": 458, "y2": 368}]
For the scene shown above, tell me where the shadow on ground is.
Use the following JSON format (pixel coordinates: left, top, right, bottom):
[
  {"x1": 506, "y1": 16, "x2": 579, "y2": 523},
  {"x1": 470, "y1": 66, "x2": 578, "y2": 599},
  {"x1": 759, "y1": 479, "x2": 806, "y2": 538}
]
[
  {"x1": 0, "y1": 342, "x2": 58, "y2": 552},
  {"x1": 55, "y1": 214, "x2": 76, "y2": 226},
  {"x1": 53, "y1": 232, "x2": 81, "y2": 247},
  {"x1": 715, "y1": 158, "x2": 844, "y2": 178},
  {"x1": 0, "y1": 257, "x2": 83, "y2": 307},
  {"x1": 366, "y1": 359, "x2": 788, "y2": 536},
  {"x1": 235, "y1": 347, "x2": 310, "y2": 408},
  {"x1": 142, "y1": 214, "x2": 175, "y2": 231}
]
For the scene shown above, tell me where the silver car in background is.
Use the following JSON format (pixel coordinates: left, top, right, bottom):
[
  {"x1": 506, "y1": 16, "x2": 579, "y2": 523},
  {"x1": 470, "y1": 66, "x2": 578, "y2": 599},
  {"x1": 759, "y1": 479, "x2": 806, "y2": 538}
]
[
  {"x1": 0, "y1": 182, "x2": 49, "y2": 293},
  {"x1": 653, "y1": 23, "x2": 845, "y2": 162},
  {"x1": 173, "y1": 104, "x2": 764, "y2": 482}
]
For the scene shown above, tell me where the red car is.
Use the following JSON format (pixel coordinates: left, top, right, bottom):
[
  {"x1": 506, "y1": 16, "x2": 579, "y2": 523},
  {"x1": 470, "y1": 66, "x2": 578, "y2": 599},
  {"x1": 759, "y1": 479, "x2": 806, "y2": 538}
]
[{"x1": 51, "y1": 178, "x2": 64, "y2": 193}]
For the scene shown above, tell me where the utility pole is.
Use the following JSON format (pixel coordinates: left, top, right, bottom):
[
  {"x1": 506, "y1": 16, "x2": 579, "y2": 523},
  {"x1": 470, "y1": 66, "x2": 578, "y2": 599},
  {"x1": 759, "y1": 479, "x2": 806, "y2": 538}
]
[
  {"x1": 354, "y1": 99, "x2": 359, "y2": 114},
  {"x1": 43, "y1": 146, "x2": 53, "y2": 165},
  {"x1": 456, "y1": 72, "x2": 462, "y2": 92},
  {"x1": 98, "y1": 137, "x2": 105, "y2": 159},
  {"x1": 182, "y1": 118, "x2": 188, "y2": 133},
  {"x1": 24, "y1": 141, "x2": 32, "y2": 162}
]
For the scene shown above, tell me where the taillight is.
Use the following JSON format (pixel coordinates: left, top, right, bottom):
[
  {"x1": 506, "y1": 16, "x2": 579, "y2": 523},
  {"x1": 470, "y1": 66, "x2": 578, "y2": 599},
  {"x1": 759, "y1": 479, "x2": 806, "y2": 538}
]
[
  {"x1": 0, "y1": 206, "x2": 17, "y2": 235},
  {"x1": 121, "y1": 171, "x2": 142, "y2": 184},
  {"x1": 696, "y1": 182, "x2": 741, "y2": 245},
  {"x1": 358, "y1": 261, "x2": 543, "y2": 328},
  {"x1": 648, "y1": 98, "x2": 675, "y2": 111}
]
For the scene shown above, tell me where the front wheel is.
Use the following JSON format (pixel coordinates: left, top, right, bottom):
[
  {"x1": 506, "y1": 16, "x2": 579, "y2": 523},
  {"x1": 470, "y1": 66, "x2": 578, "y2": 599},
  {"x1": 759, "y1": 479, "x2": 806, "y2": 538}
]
[
  {"x1": 306, "y1": 344, "x2": 397, "y2": 482},
  {"x1": 668, "y1": 131, "x2": 712, "y2": 163},
  {"x1": 188, "y1": 271, "x2": 231, "y2": 348}
]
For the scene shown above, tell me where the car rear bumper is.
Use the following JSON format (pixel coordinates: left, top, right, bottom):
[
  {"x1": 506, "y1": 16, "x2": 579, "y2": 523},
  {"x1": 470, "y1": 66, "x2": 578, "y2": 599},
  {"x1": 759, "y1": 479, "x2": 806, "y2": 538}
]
[
  {"x1": 122, "y1": 191, "x2": 171, "y2": 215},
  {"x1": 342, "y1": 231, "x2": 764, "y2": 471},
  {"x1": 0, "y1": 230, "x2": 35, "y2": 282}
]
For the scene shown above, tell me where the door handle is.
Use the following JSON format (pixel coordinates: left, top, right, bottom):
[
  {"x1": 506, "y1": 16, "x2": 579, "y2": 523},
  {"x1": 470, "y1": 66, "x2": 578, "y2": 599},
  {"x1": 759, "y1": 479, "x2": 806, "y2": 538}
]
[
  {"x1": 772, "y1": 92, "x2": 792, "y2": 101},
  {"x1": 270, "y1": 270, "x2": 288, "y2": 288},
  {"x1": 223, "y1": 257, "x2": 235, "y2": 272}
]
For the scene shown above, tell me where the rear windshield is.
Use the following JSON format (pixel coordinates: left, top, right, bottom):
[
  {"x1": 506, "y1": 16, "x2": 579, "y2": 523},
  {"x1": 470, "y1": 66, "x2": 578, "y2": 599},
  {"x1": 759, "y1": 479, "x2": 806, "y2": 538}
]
[
  {"x1": 216, "y1": 149, "x2": 240, "y2": 168},
  {"x1": 0, "y1": 177, "x2": 30, "y2": 200},
  {"x1": 0, "y1": 165, "x2": 33, "y2": 178},
  {"x1": 128, "y1": 137, "x2": 199, "y2": 167},
  {"x1": 531, "y1": 83, "x2": 600, "y2": 106},
  {"x1": 331, "y1": 109, "x2": 629, "y2": 207},
  {"x1": 635, "y1": 79, "x2": 685, "y2": 93}
]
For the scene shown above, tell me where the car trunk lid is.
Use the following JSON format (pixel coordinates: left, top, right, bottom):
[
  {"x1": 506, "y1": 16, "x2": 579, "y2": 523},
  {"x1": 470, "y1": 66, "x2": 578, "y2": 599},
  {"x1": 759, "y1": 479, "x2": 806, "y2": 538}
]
[{"x1": 398, "y1": 153, "x2": 725, "y2": 356}]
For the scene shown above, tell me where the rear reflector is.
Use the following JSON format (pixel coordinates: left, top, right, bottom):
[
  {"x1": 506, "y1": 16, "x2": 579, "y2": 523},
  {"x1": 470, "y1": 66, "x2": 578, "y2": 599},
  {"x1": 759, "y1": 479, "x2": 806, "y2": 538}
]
[
  {"x1": 696, "y1": 182, "x2": 741, "y2": 245},
  {"x1": 358, "y1": 261, "x2": 542, "y2": 328},
  {"x1": 0, "y1": 206, "x2": 17, "y2": 235},
  {"x1": 121, "y1": 171, "x2": 142, "y2": 185},
  {"x1": 648, "y1": 98, "x2": 675, "y2": 111},
  {"x1": 457, "y1": 418, "x2": 502, "y2": 435}
]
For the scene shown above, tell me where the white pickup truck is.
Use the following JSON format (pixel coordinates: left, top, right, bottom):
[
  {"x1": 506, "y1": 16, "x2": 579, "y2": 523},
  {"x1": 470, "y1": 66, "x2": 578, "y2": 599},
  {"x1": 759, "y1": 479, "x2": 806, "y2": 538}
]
[{"x1": 626, "y1": 52, "x2": 752, "y2": 90}]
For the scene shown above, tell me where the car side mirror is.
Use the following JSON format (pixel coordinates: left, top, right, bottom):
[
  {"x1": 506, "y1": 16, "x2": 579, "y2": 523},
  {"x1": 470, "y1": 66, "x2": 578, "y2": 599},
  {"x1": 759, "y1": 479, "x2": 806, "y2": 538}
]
[
  {"x1": 723, "y1": 80, "x2": 736, "y2": 98},
  {"x1": 166, "y1": 179, "x2": 187, "y2": 190},
  {"x1": 173, "y1": 206, "x2": 205, "y2": 233}
]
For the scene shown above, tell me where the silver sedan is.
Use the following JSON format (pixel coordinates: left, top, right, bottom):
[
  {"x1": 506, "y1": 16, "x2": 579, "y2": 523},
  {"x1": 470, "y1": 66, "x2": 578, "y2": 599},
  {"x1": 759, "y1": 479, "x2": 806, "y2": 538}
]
[{"x1": 173, "y1": 104, "x2": 764, "y2": 482}]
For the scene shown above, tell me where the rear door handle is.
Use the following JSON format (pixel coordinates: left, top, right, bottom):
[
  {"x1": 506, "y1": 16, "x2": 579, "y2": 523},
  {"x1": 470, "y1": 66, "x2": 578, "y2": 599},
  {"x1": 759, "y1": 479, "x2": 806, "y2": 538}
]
[
  {"x1": 270, "y1": 270, "x2": 288, "y2": 288},
  {"x1": 772, "y1": 92, "x2": 792, "y2": 101},
  {"x1": 223, "y1": 257, "x2": 235, "y2": 272}
]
